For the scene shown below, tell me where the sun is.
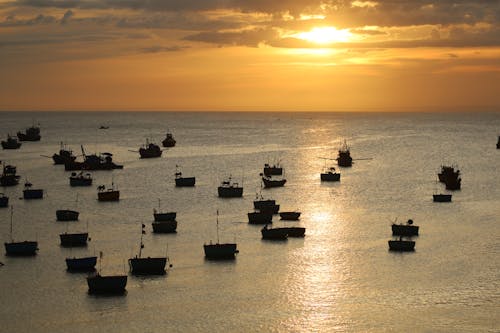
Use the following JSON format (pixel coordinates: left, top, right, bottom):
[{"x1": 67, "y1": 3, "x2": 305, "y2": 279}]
[{"x1": 294, "y1": 27, "x2": 352, "y2": 44}]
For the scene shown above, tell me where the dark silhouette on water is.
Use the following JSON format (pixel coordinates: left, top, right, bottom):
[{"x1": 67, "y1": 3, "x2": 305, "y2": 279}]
[
  {"x1": 0, "y1": 193, "x2": 8, "y2": 207},
  {"x1": 388, "y1": 236, "x2": 415, "y2": 252},
  {"x1": 261, "y1": 174, "x2": 286, "y2": 188},
  {"x1": 0, "y1": 163, "x2": 20, "y2": 187},
  {"x1": 137, "y1": 139, "x2": 162, "y2": 158},
  {"x1": 97, "y1": 182, "x2": 120, "y2": 201},
  {"x1": 203, "y1": 211, "x2": 239, "y2": 259},
  {"x1": 152, "y1": 199, "x2": 177, "y2": 233},
  {"x1": 51, "y1": 142, "x2": 77, "y2": 165},
  {"x1": 129, "y1": 223, "x2": 170, "y2": 275},
  {"x1": 65, "y1": 145, "x2": 123, "y2": 171},
  {"x1": 1, "y1": 135, "x2": 22, "y2": 149},
  {"x1": 263, "y1": 161, "x2": 283, "y2": 176},
  {"x1": 4, "y1": 206, "x2": 38, "y2": 256},
  {"x1": 433, "y1": 193, "x2": 452, "y2": 202},
  {"x1": 175, "y1": 165, "x2": 195, "y2": 187},
  {"x1": 69, "y1": 171, "x2": 93, "y2": 187},
  {"x1": 87, "y1": 252, "x2": 127, "y2": 295},
  {"x1": 66, "y1": 256, "x2": 97, "y2": 272},
  {"x1": 337, "y1": 140, "x2": 353, "y2": 167},
  {"x1": 248, "y1": 211, "x2": 273, "y2": 224},
  {"x1": 261, "y1": 224, "x2": 288, "y2": 240},
  {"x1": 391, "y1": 219, "x2": 419, "y2": 236},
  {"x1": 279, "y1": 211, "x2": 301, "y2": 221},
  {"x1": 23, "y1": 180, "x2": 44, "y2": 199},
  {"x1": 17, "y1": 124, "x2": 41, "y2": 141},
  {"x1": 218, "y1": 175, "x2": 243, "y2": 198},
  {"x1": 162, "y1": 132, "x2": 176, "y2": 147}
]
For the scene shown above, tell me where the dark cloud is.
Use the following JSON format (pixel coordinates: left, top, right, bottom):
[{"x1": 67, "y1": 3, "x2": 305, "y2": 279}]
[
  {"x1": 140, "y1": 45, "x2": 189, "y2": 53},
  {"x1": 183, "y1": 28, "x2": 279, "y2": 47}
]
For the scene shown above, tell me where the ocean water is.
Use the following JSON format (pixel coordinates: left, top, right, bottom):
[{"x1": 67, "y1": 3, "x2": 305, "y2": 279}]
[{"x1": 0, "y1": 111, "x2": 499, "y2": 332}]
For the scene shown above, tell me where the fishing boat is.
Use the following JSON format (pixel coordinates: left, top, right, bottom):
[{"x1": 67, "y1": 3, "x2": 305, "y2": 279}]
[
  {"x1": 99, "y1": 125, "x2": 109, "y2": 129},
  {"x1": 129, "y1": 223, "x2": 170, "y2": 275},
  {"x1": 218, "y1": 176, "x2": 243, "y2": 198},
  {"x1": 153, "y1": 199, "x2": 176, "y2": 221},
  {"x1": 1, "y1": 135, "x2": 22, "y2": 149},
  {"x1": 337, "y1": 140, "x2": 353, "y2": 167},
  {"x1": 52, "y1": 142, "x2": 77, "y2": 165},
  {"x1": 56, "y1": 209, "x2": 79, "y2": 221},
  {"x1": 279, "y1": 211, "x2": 301, "y2": 220},
  {"x1": 17, "y1": 124, "x2": 41, "y2": 141},
  {"x1": 65, "y1": 145, "x2": 123, "y2": 171},
  {"x1": 263, "y1": 162, "x2": 283, "y2": 176},
  {"x1": 60, "y1": 232, "x2": 89, "y2": 247},
  {"x1": 253, "y1": 195, "x2": 279, "y2": 214},
  {"x1": 138, "y1": 139, "x2": 162, "y2": 158},
  {"x1": 152, "y1": 220, "x2": 178, "y2": 233},
  {"x1": 97, "y1": 183, "x2": 120, "y2": 201},
  {"x1": 445, "y1": 177, "x2": 461, "y2": 190},
  {"x1": 0, "y1": 193, "x2": 8, "y2": 207},
  {"x1": 162, "y1": 132, "x2": 176, "y2": 147},
  {"x1": 69, "y1": 171, "x2": 93, "y2": 186},
  {"x1": 388, "y1": 237, "x2": 415, "y2": 252},
  {"x1": 320, "y1": 167, "x2": 341, "y2": 182},
  {"x1": 261, "y1": 175, "x2": 286, "y2": 188},
  {"x1": 65, "y1": 256, "x2": 97, "y2": 271},
  {"x1": 23, "y1": 181, "x2": 44, "y2": 199},
  {"x1": 248, "y1": 211, "x2": 273, "y2": 224},
  {"x1": 175, "y1": 166, "x2": 195, "y2": 187},
  {"x1": 203, "y1": 211, "x2": 239, "y2": 259},
  {"x1": 261, "y1": 224, "x2": 288, "y2": 240},
  {"x1": 4, "y1": 206, "x2": 38, "y2": 256},
  {"x1": 278, "y1": 227, "x2": 305, "y2": 237},
  {"x1": 391, "y1": 219, "x2": 419, "y2": 236},
  {"x1": 438, "y1": 165, "x2": 460, "y2": 183},
  {"x1": 433, "y1": 193, "x2": 452, "y2": 202},
  {"x1": 0, "y1": 163, "x2": 21, "y2": 186},
  {"x1": 86, "y1": 252, "x2": 127, "y2": 294}
]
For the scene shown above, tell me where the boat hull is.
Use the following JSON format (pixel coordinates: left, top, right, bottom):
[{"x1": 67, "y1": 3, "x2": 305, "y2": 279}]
[
  {"x1": 248, "y1": 212, "x2": 273, "y2": 224},
  {"x1": 175, "y1": 177, "x2": 196, "y2": 187},
  {"x1": 388, "y1": 240, "x2": 415, "y2": 251},
  {"x1": 263, "y1": 167, "x2": 282, "y2": 176},
  {"x1": 218, "y1": 187, "x2": 243, "y2": 198},
  {"x1": 98, "y1": 190, "x2": 120, "y2": 201},
  {"x1": 279, "y1": 227, "x2": 305, "y2": 237},
  {"x1": 1, "y1": 141, "x2": 22, "y2": 149},
  {"x1": 262, "y1": 178, "x2": 286, "y2": 188},
  {"x1": 154, "y1": 212, "x2": 176, "y2": 222},
  {"x1": 203, "y1": 243, "x2": 238, "y2": 259},
  {"x1": 391, "y1": 224, "x2": 419, "y2": 236},
  {"x1": 152, "y1": 220, "x2": 178, "y2": 233},
  {"x1": 5, "y1": 241, "x2": 38, "y2": 256},
  {"x1": 279, "y1": 212, "x2": 301, "y2": 220},
  {"x1": 60, "y1": 233, "x2": 88, "y2": 247},
  {"x1": 321, "y1": 172, "x2": 340, "y2": 181},
  {"x1": 0, "y1": 196, "x2": 8, "y2": 207},
  {"x1": 87, "y1": 274, "x2": 127, "y2": 294},
  {"x1": 69, "y1": 174, "x2": 92, "y2": 186},
  {"x1": 56, "y1": 209, "x2": 79, "y2": 221},
  {"x1": 129, "y1": 257, "x2": 167, "y2": 275},
  {"x1": 261, "y1": 227, "x2": 288, "y2": 240},
  {"x1": 253, "y1": 200, "x2": 279, "y2": 214},
  {"x1": 66, "y1": 256, "x2": 97, "y2": 271},
  {"x1": 0, "y1": 175, "x2": 20, "y2": 186},
  {"x1": 433, "y1": 194, "x2": 452, "y2": 202},
  {"x1": 139, "y1": 149, "x2": 162, "y2": 158},
  {"x1": 23, "y1": 189, "x2": 44, "y2": 199}
]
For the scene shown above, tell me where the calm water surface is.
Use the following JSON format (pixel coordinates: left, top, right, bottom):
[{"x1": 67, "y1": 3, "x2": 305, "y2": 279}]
[{"x1": 0, "y1": 112, "x2": 499, "y2": 332}]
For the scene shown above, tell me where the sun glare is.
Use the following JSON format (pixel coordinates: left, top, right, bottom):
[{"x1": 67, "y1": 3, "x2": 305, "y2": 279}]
[{"x1": 294, "y1": 27, "x2": 352, "y2": 44}]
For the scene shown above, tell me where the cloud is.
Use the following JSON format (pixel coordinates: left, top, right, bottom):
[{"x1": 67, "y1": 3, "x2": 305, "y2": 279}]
[
  {"x1": 140, "y1": 45, "x2": 189, "y2": 53},
  {"x1": 60, "y1": 9, "x2": 73, "y2": 24}
]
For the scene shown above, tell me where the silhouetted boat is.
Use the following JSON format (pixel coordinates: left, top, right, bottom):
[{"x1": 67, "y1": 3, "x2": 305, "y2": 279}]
[
  {"x1": 0, "y1": 193, "x2": 8, "y2": 207},
  {"x1": 17, "y1": 124, "x2": 41, "y2": 141},
  {"x1": 433, "y1": 194, "x2": 452, "y2": 202},
  {"x1": 87, "y1": 273, "x2": 127, "y2": 294},
  {"x1": 0, "y1": 164, "x2": 20, "y2": 186},
  {"x1": 23, "y1": 181, "x2": 43, "y2": 199},
  {"x1": 56, "y1": 209, "x2": 79, "y2": 221},
  {"x1": 388, "y1": 237, "x2": 415, "y2": 251},
  {"x1": 60, "y1": 232, "x2": 89, "y2": 247},
  {"x1": 65, "y1": 256, "x2": 97, "y2": 271},
  {"x1": 138, "y1": 139, "x2": 162, "y2": 158},
  {"x1": 321, "y1": 167, "x2": 340, "y2": 181},
  {"x1": 438, "y1": 165, "x2": 460, "y2": 183},
  {"x1": 97, "y1": 183, "x2": 119, "y2": 201},
  {"x1": 153, "y1": 199, "x2": 176, "y2": 221},
  {"x1": 69, "y1": 171, "x2": 93, "y2": 186},
  {"x1": 392, "y1": 219, "x2": 419, "y2": 236},
  {"x1": 218, "y1": 176, "x2": 243, "y2": 197},
  {"x1": 445, "y1": 177, "x2": 461, "y2": 190},
  {"x1": 261, "y1": 224, "x2": 288, "y2": 240},
  {"x1": 1, "y1": 135, "x2": 22, "y2": 149},
  {"x1": 52, "y1": 142, "x2": 77, "y2": 165},
  {"x1": 337, "y1": 140, "x2": 353, "y2": 167},
  {"x1": 99, "y1": 125, "x2": 109, "y2": 129},
  {"x1": 152, "y1": 220, "x2": 178, "y2": 233},
  {"x1": 261, "y1": 175, "x2": 286, "y2": 188},
  {"x1": 279, "y1": 227, "x2": 305, "y2": 237},
  {"x1": 279, "y1": 211, "x2": 301, "y2": 220},
  {"x1": 162, "y1": 132, "x2": 176, "y2": 147},
  {"x1": 263, "y1": 162, "x2": 282, "y2": 176},
  {"x1": 4, "y1": 206, "x2": 38, "y2": 256},
  {"x1": 129, "y1": 223, "x2": 169, "y2": 275},
  {"x1": 204, "y1": 211, "x2": 239, "y2": 259},
  {"x1": 248, "y1": 211, "x2": 273, "y2": 224},
  {"x1": 175, "y1": 166, "x2": 195, "y2": 187},
  {"x1": 65, "y1": 145, "x2": 123, "y2": 171},
  {"x1": 253, "y1": 195, "x2": 279, "y2": 214}
]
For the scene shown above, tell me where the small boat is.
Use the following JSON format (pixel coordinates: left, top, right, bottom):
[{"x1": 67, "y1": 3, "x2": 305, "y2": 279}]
[
  {"x1": 4, "y1": 206, "x2": 38, "y2": 256},
  {"x1": 253, "y1": 193, "x2": 279, "y2": 213},
  {"x1": 153, "y1": 199, "x2": 176, "y2": 221},
  {"x1": 217, "y1": 176, "x2": 243, "y2": 198},
  {"x1": 86, "y1": 252, "x2": 127, "y2": 294},
  {"x1": 138, "y1": 139, "x2": 162, "y2": 158},
  {"x1": 60, "y1": 232, "x2": 89, "y2": 247},
  {"x1": 1, "y1": 135, "x2": 22, "y2": 149},
  {"x1": 129, "y1": 223, "x2": 170, "y2": 275},
  {"x1": 337, "y1": 140, "x2": 353, "y2": 167},
  {"x1": 17, "y1": 124, "x2": 41, "y2": 141},
  {"x1": 56, "y1": 209, "x2": 79, "y2": 221},
  {"x1": 445, "y1": 177, "x2": 461, "y2": 190},
  {"x1": 0, "y1": 163, "x2": 21, "y2": 187},
  {"x1": 203, "y1": 211, "x2": 239, "y2": 259},
  {"x1": 388, "y1": 237, "x2": 415, "y2": 252},
  {"x1": 248, "y1": 211, "x2": 273, "y2": 224},
  {"x1": 0, "y1": 193, "x2": 8, "y2": 207},
  {"x1": 261, "y1": 175, "x2": 286, "y2": 188},
  {"x1": 438, "y1": 165, "x2": 460, "y2": 183},
  {"x1": 52, "y1": 142, "x2": 77, "y2": 164},
  {"x1": 263, "y1": 162, "x2": 282, "y2": 176},
  {"x1": 65, "y1": 256, "x2": 97, "y2": 271},
  {"x1": 278, "y1": 227, "x2": 305, "y2": 237},
  {"x1": 99, "y1": 125, "x2": 109, "y2": 129},
  {"x1": 69, "y1": 171, "x2": 93, "y2": 186},
  {"x1": 65, "y1": 145, "x2": 123, "y2": 171},
  {"x1": 175, "y1": 166, "x2": 195, "y2": 187},
  {"x1": 162, "y1": 132, "x2": 176, "y2": 147},
  {"x1": 392, "y1": 219, "x2": 419, "y2": 236},
  {"x1": 23, "y1": 181, "x2": 44, "y2": 199},
  {"x1": 279, "y1": 211, "x2": 301, "y2": 220},
  {"x1": 97, "y1": 183, "x2": 119, "y2": 201},
  {"x1": 320, "y1": 167, "x2": 340, "y2": 182},
  {"x1": 433, "y1": 194, "x2": 452, "y2": 202},
  {"x1": 261, "y1": 224, "x2": 288, "y2": 240},
  {"x1": 152, "y1": 220, "x2": 178, "y2": 233}
]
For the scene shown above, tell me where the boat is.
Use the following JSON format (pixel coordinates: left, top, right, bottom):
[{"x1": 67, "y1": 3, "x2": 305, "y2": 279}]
[
  {"x1": 253, "y1": 195, "x2": 279, "y2": 214},
  {"x1": 391, "y1": 219, "x2": 419, "y2": 236},
  {"x1": 152, "y1": 220, "x2": 178, "y2": 233},
  {"x1": 69, "y1": 171, "x2": 93, "y2": 186},
  {"x1": 261, "y1": 175, "x2": 286, "y2": 188},
  {"x1": 433, "y1": 194, "x2": 452, "y2": 202},
  {"x1": 203, "y1": 211, "x2": 239, "y2": 259},
  {"x1": 217, "y1": 176, "x2": 243, "y2": 198},
  {"x1": 0, "y1": 193, "x2": 8, "y2": 207},
  {"x1": 138, "y1": 139, "x2": 162, "y2": 158},
  {"x1": 278, "y1": 227, "x2": 305, "y2": 237},
  {"x1": 60, "y1": 232, "x2": 89, "y2": 247},
  {"x1": 56, "y1": 209, "x2": 79, "y2": 221},
  {"x1": 263, "y1": 162, "x2": 283, "y2": 176},
  {"x1": 175, "y1": 166, "x2": 195, "y2": 187},
  {"x1": 97, "y1": 183, "x2": 120, "y2": 201},
  {"x1": 279, "y1": 211, "x2": 301, "y2": 220},
  {"x1": 23, "y1": 181, "x2": 44, "y2": 199},
  {"x1": 17, "y1": 124, "x2": 41, "y2": 141},
  {"x1": 248, "y1": 211, "x2": 273, "y2": 224},
  {"x1": 320, "y1": 167, "x2": 341, "y2": 182},
  {"x1": 65, "y1": 256, "x2": 97, "y2": 271},
  {"x1": 86, "y1": 252, "x2": 127, "y2": 294},
  {"x1": 0, "y1": 163, "x2": 21, "y2": 186},
  {"x1": 129, "y1": 223, "x2": 170, "y2": 275},
  {"x1": 388, "y1": 237, "x2": 415, "y2": 252},
  {"x1": 153, "y1": 199, "x2": 176, "y2": 221},
  {"x1": 52, "y1": 142, "x2": 77, "y2": 165},
  {"x1": 261, "y1": 224, "x2": 288, "y2": 240},
  {"x1": 65, "y1": 145, "x2": 123, "y2": 171},
  {"x1": 162, "y1": 132, "x2": 176, "y2": 147},
  {"x1": 438, "y1": 165, "x2": 460, "y2": 183},
  {"x1": 445, "y1": 177, "x2": 461, "y2": 190},
  {"x1": 4, "y1": 206, "x2": 38, "y2": 256},
  {"x1": 1, "y1": 135, "x2": 22, "y2": 149},
  {"x1": 99, "y1": 125, "x2": 109, "y2": 129},
  {"x1": 337, "y1": 140, "x2": 353, "y2": 167}
]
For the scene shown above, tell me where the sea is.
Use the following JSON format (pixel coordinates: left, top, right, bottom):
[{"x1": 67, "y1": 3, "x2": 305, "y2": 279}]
[{"x1": 0, "y1": 111, "x2": 499, "y2": 332}]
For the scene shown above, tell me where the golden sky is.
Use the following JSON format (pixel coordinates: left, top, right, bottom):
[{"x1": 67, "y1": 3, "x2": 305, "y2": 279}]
[{"x1": 0, "y1": 0, "x2": 499, "y2": 111}]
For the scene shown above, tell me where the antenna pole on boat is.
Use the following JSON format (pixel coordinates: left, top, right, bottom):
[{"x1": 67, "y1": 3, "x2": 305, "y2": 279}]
[
  {"x1": 216, "y1": 210, "x2": 220, "y2": 244},
  {"x1": 139, "y1": 223, "x2": 145, "y2": 258},
  {"x1": 10, "y1": 205, "x2": 13, "y2": 242}
]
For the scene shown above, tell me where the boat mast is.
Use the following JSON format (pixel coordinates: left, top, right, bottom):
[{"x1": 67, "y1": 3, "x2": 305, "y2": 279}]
[
  {"x1": 216, "y1": 210, "x2": 220, "y2": 244},
  {"x1": 139, "y1": 223, "x2": 145, "y2": 258},
  {"x1": 10, "y1": 205, "x2": 13, "y2": 242}
]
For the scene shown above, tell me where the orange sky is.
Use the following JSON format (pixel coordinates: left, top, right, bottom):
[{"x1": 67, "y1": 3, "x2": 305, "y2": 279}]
[{"x1": 0, "y1": 0, "x2": 499, "y2": 111}]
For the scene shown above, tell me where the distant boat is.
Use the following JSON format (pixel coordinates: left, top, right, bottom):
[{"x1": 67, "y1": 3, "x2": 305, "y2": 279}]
[
  {"x1": 23, "y1": 181, "x2": 44, "y2": 199},
  {"x1": 388, "y1": 237, "x2": 415, "y2": 252},
  {"x1": 248, "y1": 211, "x2": 273, "y2": 224},
  {"x1": 86, "y1": 253, "x2": 127, "y2": 294},
  {"x1": 65, "y1": 145, "x2": 123, "y2": 171},
  {"x1": 65, "y1": 256, "x2": 97, "y2": 272},
  {"x1": 4, "y1": 206, "x2": 38, "y2": 256},
  {"x1": 99, "y1": 125, "x2": 109, "y2": 130},
  {"x1": 337, "y1": 140, "x2": 353, "y2": 167},
  {"x1": 153, "y1": 199, "x2": 176, "y2": 221},
  {"x1": 162, "y1": 132, "x2": 176, "y2": 147},
  {"x1": 218, "y1": 176, "x2": 243, "y2": 198},
  {"x1": 278, "y1": 227, "x2": 305, "y2": 237},
  {"x1": 0, "y1": 193, "x2": 8, "y2": 208},
  {"x1": 152, "y1": 220, "x2": 178, "y2": 233},
  {"x1": 438, "y1": 165, "x2": 460, "y2": 183},
  {"x1": 69, "y1": 171, "x2": 93, "y2": 186},
  {"x1": 433, "y1": 194, "x2": 452, "y2": 202},
  {"x1": 56, "y1": 209, "x2": 79, "y2": 221},
  {"x1": 52, "y1": 142, "x2": 77, "y2": 165},
  {"x1": 129, "y1": 223, "x2": 170, "y2": 275},
  {"x1": 392, "y1": 219, "x2": 419, "y2": 236},
  {"x1": 261, "y1": 224, "x2": 288, "y2": 240},
  {"x1": 261, "y1": 175, "x2": 286, "y2": 188},
  {"x1": 60, "y1": 232, "x2": 89, "y2": 247},
  {"x1": 0, "y1": 163, "x2": 21, "y2": 187},
  {"x1": 1, "y1": 135, "x2": 22, "y2": 149},
  {"x1": 263, "y1": 162, "x2": 282, "y2": 176},
  {"x1": 203, "y1": 211, "x2": 239, "y2": 259},
  {"x1": 253, "y1": 195, "x2": 279, "y2": 214},
  {"x1": 138, "y1": 139, "x2": 162, "y2": 158},
  {"x1": 17, "y1": 124, "x2": 41, "y2": 141},
  {"x1": 175, "y1": 166, "x2": 195, "y2": 187},
  {"x1": 279, "y1": 211, "x2": 301, "y2": 221},
  {"x1": 445, "y1": 178, "x2": 461, "y2": 190},
  {"x1": 320, "y1": 167, "x2": 340, "y2": 182},
  {"x1": 97, "y1": 183, "x2": 120, "y2": 201}
]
